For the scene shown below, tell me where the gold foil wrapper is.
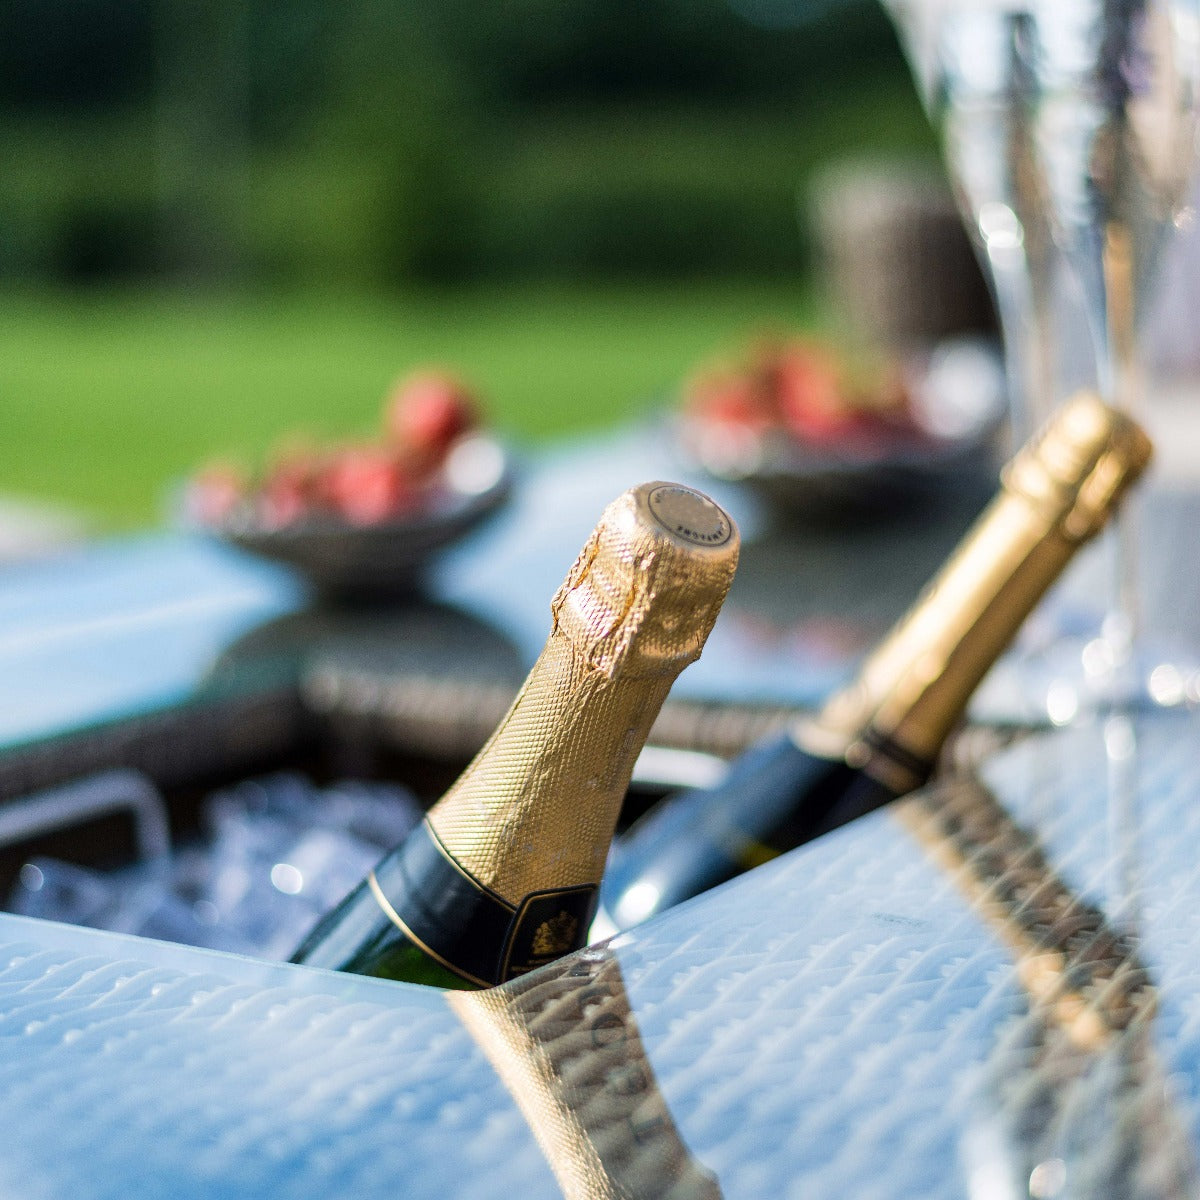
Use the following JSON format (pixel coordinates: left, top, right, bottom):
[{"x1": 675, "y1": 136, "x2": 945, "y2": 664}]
[
  {"x1": 1003, "y1": 391, "x2": 1153, "y2": 542},
  {"x1": 799, "y1": 393, "x2": 1152, "y2": 775},
  {"x1": 551, "y1": 482, "x2": 738, "y2": 679},
  {"x1": 428, "y1": 481, "x2": 739, "y2": 904},
  {"x1": 451, "y1": 949, "x2": 723, "y2": 1200}
]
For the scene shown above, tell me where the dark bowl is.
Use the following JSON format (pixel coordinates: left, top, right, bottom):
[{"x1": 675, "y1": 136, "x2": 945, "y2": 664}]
[
  {"x1": 676, "y1": 337, "x2": 1006, "y2": 522},
  {"x1": 193, "y1": 435, "x2": 514, "y2": 599}
]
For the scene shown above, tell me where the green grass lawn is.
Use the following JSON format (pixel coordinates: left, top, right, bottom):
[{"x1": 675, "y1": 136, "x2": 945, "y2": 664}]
[{"x1": 0, "y1": 282, "x2": 822, "y2": 527}]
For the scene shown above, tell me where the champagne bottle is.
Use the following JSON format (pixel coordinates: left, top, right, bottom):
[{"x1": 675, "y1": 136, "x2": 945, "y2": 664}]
[
  {"x1": 292, "y1": 481, "x2": 739, "y2": 987},
  {"x1": 596, "y1": 393, "x2": 1151, "y2": 935}
]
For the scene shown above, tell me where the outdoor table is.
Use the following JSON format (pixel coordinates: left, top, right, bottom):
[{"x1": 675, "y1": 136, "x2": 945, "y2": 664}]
[{"x1": 0, "y1": 420, "x2": 1199, "y2": 1196}]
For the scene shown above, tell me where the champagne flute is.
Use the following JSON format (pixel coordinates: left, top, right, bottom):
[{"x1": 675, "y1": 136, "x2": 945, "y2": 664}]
[
  {"x1": 1030, "y1": 0, "x2": 1200, "y2": 701},
  {"x1": 885, "y1": 0, "x2": 1099, "y2": 722},
  {"x1": 886, "y1": 0, "x2": 1200, "y2": 713},
  {"x1": 886, "y1": 0, "x2": 1061, "y2": 447}
]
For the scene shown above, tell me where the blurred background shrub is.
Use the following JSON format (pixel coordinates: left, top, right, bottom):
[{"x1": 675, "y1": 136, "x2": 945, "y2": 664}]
[{"x1": 0, "y1": 0, "x2": 934, "y2": 288}]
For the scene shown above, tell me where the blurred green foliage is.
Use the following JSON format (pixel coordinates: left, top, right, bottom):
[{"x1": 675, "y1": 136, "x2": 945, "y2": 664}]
[
  {"x1": 0, "y1": 281, "x2": 822, "y2": 524},
  {"x1": 0, "y1": 0, "x2": 937, "y2": 287}
]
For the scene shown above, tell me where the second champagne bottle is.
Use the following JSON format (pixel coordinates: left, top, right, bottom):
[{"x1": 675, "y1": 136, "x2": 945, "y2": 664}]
[{"x1": 595, "y1": 393, "x2": 1152, "y2": 936}]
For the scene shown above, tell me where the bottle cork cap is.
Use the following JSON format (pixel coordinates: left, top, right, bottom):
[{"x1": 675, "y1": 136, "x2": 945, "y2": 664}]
[
  {"x1": 551, "y1": 481, "x2": 740, "y2": 677},
  {"x1": 1003, "y1": 392, "x2": 1153, "y2": 540}
]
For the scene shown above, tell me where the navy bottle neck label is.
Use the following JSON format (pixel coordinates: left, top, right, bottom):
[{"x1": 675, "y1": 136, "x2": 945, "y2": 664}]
[{"x1": 370, "y1": 820, "x2": 598, "y2": 987}]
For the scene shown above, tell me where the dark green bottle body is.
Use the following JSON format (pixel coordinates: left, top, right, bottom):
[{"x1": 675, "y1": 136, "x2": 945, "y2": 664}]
[
  {"x1": 292, "y1": 818, "x2": 599, "y2": 989},
  {"x1": 594, "y1": 395, "x2": 1153, "y2": 935},
  {"x1": 595, "y1": 730, "x2": 913, "y2": 933},
  {"x1": 290, "y1": 876, "x2": 474, "y2": 990}
]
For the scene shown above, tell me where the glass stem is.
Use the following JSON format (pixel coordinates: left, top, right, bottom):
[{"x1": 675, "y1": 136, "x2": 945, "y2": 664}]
[
  {"x1": 1102, "y1": 221, "x2": 1143, "y2": 669},
  {"x1": 988, "y1": 250, "x2": 1054, "y2": 453}
]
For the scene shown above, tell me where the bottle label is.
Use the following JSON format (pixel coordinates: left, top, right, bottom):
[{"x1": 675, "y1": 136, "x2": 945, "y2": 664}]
[
  {"x1": 499, "y1": 886, "x2": 599, "y2": 980},
  {"x1": 371, "y1": 821, "x2": 596, "y2": 987}
]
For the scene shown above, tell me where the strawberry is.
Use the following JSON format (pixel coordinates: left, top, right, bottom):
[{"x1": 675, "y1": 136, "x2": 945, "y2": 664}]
[
  {"x1": 317, "y1": 445, "x2": 416, "y2": 525},
  {"x1": 685, "y1": 367, "x2": 775, "y2": 432},
  {"x1": 258, "y1": 445, "x2": 326, "y2": 527},
  {"x1": 384, "y1": 371, "x2": 479, "y2": 465},
  {"x1": 765, "y1": 343, "x2": 859, "y2": 444}
]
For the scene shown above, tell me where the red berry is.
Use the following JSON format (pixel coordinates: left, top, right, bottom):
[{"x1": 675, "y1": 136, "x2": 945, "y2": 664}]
[
  {"x1": 318, "y1": 446, "x2": 415, "y2": 525},
  {"x1": 384, "y1": 371, "x2": 479, "y2": 464},
  {"x1": 258, "y1": 447, "x2": 326, "y2": 527},
  {"x1": 260, "y1": 481, "x2": 309, "y2": 528},
  {"x1": 767, "y1": 343, "x2": 858, "y2": 443},
  {"x1": 685, "y1": 368, "x2": 774, "y2": 432}
]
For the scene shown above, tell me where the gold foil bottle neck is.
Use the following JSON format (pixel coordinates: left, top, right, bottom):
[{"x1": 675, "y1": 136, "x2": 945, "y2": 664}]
[
  {"x1": 798, "y1": 392, "x2": 1152, "y2": 766},
  {"x1": 552, "y1": 481, "x2": 739, "y2": 679},
  {"x1": 428, "y1": 481, "x2": 739, "y2": 905}
]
